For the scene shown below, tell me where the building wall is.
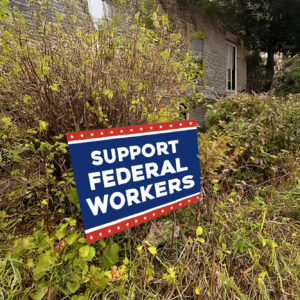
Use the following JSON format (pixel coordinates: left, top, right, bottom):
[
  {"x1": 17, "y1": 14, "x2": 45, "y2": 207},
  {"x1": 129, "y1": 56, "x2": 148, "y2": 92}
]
[
  {"x1": 9, "y1": 0, "x2": 89, "y2": 27},
  {"x1": 160, "y1": 0, "x2": 248, "y2": 99}
]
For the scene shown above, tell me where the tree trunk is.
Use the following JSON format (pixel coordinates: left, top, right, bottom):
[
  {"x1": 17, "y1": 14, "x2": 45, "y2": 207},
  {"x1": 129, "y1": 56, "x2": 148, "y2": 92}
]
[{"x1": 265, "y1": 47, "x2": 275, "y2": 91}]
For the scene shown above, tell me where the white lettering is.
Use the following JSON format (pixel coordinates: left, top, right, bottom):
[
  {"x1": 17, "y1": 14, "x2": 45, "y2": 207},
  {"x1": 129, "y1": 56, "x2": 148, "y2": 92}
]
[
  {"x1": 126, "y1": 188, "x2": 141, "y2": 206},
  {"x1": 102, "y1": 169, "x2": 116, "y2": 188},
  {"x1": 131, "y1": 164, "x2": 145, "y2": 181},
  {"x1": 155, "y1": 181, "x2": 167, "y2": 197},
  {"x1": 168, "y1": 178, "x2": 182, "y2": 194},
  {"x1": 110, "y1": 192, "x2": 126, "y2": 210},
  {"x1": 86, "y1": 195, "x2": 108, "y2": 215},
  {"x1": 116, "y1": 167, "x2": 131, "y2": 185},
  {"x1": 88, "y1": 172, "x2": 101, "y2": 190},
  {"x1": 182, "y1": 175, "x2": 195, "y2": 189},
  {"x1": 91, "y1": 150, "x2": 103, "y2": 166}
]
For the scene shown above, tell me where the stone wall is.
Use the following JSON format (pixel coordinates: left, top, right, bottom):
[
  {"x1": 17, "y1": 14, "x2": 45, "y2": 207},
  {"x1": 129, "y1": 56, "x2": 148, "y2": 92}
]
[
  {"x1": 10, "y1": 0, "x2": 90, "y2": 28},
  {"x1": 159, "y1": 0, "x2": 248, "y2": 99}
]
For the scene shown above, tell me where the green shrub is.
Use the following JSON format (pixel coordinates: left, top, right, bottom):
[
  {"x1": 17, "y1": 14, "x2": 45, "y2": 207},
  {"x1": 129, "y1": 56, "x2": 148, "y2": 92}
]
[
  {"x1": 283, "y1": 55, "x2": 300, "y2": 93},
  {"x1": 0, "y1": 0, "x2": 202, "y2": 214},
  {"x1": 0, "y1": 0, "x2": 204, "y2": 298},
  {"x1": 0, "y1": 0, "x2": 202, "y2": 136},
  {"x1": 204, "y1": 93, "x2": 300, "y2": 184},
  {"x1": 273, "y1": 54, "x2": 300, "y2": 94},
  {"x1": 1, "y1": 1, "x2": 299, "y2": 299}
]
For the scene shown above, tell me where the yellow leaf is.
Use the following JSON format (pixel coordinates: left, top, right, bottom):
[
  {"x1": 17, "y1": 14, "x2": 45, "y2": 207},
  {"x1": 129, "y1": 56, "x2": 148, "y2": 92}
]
[
  {"x1": 39, "y1": 120, "x2": 48, "y2": 131},
  {"x1": 168, "y1": 267, "x2": 176, "y2": 279},
  {"x1": 196, "y1": 226, "x2": 203, "y2": 236},
  {"x1": 194, "y1": 286, "x2": 200, "y2": 295},
  {"x1": 148, "y1": 246, "x2": 157, "y2": 255}
]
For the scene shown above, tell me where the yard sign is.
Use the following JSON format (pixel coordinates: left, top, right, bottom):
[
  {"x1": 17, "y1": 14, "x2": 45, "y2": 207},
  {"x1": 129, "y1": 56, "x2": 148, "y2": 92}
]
[{"x1": 67, "y1": 120, "x2": 201, "y2": 244}]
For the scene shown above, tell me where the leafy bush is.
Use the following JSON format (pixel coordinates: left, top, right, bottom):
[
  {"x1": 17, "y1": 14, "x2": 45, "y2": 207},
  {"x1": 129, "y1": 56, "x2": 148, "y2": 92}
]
[
  {"x1": 205, "y1": 93, "x2": 300, "y2": 184},
  {"x1": 0, "y1": 1, "x2": 203, "y2": 298},
  {"x1": 272, "y1": 54, "x2": 300, "y2": 94},
  {"x1": 0, "y1": 0, "x2": 299, "y2": 299},
  {"x1": 0, "y1": 0, "x2": 201, "y2": 136},
  {"x1": 282, "y1": 55, "x2": 300, "y2": 93},
  {"x1": 0, "y1": 0, "x2": 202, "y2": 217}
]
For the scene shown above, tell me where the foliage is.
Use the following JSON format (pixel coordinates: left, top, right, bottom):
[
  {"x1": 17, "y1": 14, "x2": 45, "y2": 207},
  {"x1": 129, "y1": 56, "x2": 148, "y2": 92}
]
[
  {"x1": 273, "y1": 55, "x2": 300, "y2": 94},
  {"x1": 0, "y1": 0, "x2": 299, "y2": 299},
  {"x1": 205, "y1": 93, "x2": 300, "y2": 185},
  {"x1": 0, "y1": 0, "x2": 202, "y2": 137},
  {"x1": 0, "y1": 0, "x2": 202, "y2": 234},
  {"x1": 247, "y1": 50, "x2": 266, "y2": 92},
  {"x1": 0, "y1": 0, "x2": 204, "y2": 297}
]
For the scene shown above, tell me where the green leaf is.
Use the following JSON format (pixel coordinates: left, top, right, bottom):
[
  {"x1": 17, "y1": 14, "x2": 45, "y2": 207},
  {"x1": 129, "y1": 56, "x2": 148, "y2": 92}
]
[
  {"x1": 161, "y1": 50, "x2": 170, "y2": 59},
  {"x1": 38, "y1": 252, "x2": 56, "y2": 268},
  {"x1": 50, "y1": 82, "x2": 59, "y2": 91},
  {"x1": 100, "y1": 243, "x2": 120, "y2": 269},
  {"x1": 79, "y1": 245, "x2": 95, "y2": 261},
  {"x1": 148, "y1": 246, "x2": 157, "y2": 255},
  {"x1": 55, "y1": 223, "x2": 68, "y2": 240},
  {"x1": 194, "y1": 286, "x2": 200, "y2": 295},
  {"x1": 39, "y1": 120, "x2": 48, "y2": 132},
  {"x1": 79, "y1": 245, "x2": 90, "y2": 258},
  {"x1": 67, "y1": 231, "x2": 78, "y2": 245},
  {"x1": 67, "y1": 281, "x2": 80, "y2": 294},
  {"x1": 23, "y1": 95, "x2": 32, "y2": 104},
  {"x1": 30, "y1": 287, "x2": 48, "y2": 300},
  {"x1": 33, "y1": 252, "x2": 56, "y2": 280},
  {"x1": 68, "y1": 188, "x2": 78, "y2": 204},
  {"x1": 196, "y1": 226, "x2": 203, "y2": 236},
  {"x1": 103, "y1": 89, "x2": 113, "y2": 99}
]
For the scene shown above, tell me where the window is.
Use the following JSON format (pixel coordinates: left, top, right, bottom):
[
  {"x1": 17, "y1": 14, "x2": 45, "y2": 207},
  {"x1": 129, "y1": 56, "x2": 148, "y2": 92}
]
[
  {"x1": 226, "y1": 43, "x2": 237, "y2": 91},
  {"x1": 88, "y1": 0, "x2": 111, "y2": 27},
  {"x1": 191, "y1": 37, "x2": 203, "y2": 58}
]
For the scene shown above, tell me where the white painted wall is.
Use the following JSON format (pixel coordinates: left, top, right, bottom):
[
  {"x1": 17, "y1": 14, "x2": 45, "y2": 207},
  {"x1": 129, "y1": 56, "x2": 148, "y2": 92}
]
[{"x1": 88, "y1": 0, "x2": 112, "y2": 26}]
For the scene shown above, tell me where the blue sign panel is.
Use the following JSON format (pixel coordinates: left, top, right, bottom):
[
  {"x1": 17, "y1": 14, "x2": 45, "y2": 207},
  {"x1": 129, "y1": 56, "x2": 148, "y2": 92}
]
[{"x1": 67, "y1": 120, "x2": 201, "y2": 243}]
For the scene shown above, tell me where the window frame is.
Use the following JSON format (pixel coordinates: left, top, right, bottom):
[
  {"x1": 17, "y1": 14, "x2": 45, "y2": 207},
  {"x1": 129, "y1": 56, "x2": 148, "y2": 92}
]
[{"x1": 226, "y1": 42, "x2": 238, "y2": 92}]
